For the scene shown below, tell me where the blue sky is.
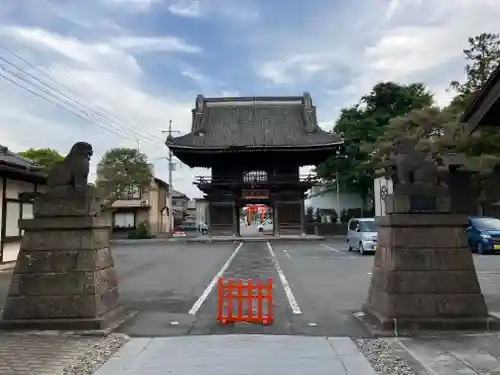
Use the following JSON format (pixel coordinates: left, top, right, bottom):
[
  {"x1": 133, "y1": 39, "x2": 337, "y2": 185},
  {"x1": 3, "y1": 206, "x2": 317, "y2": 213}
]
[{"x1": 0, "y1": 0, "x2": 499, "y2": 198}]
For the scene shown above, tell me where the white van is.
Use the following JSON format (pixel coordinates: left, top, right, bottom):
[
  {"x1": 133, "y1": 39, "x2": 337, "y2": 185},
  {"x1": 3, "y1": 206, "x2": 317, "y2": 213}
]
[{"x1": 346, "y1": 218, "x2": 378, "y2": 255}]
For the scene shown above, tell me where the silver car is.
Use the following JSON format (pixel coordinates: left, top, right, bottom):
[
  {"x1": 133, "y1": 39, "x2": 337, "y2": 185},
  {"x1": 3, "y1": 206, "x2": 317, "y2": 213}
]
[{"x1": 346, "y1": 218, "x2": 378, "y2": 255}]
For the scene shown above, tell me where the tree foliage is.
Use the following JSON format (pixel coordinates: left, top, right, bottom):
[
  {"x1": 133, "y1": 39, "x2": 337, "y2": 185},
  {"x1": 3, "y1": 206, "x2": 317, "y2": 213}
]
[
  {"x1": 315, "y1": 82, "x2": 434, "y2": 201},
  {"x1": 96, "y1": 148, "x2": 154, "y2": 206},
  {"x1": 18, "y1": 148, "x2": 64, "y2": 172},
  {"x1": 368, "y1": 32, "x2": 500, "y2": 183},
  {"x1": 449, "y1": 32, "x2": 500, "y2": 114}
]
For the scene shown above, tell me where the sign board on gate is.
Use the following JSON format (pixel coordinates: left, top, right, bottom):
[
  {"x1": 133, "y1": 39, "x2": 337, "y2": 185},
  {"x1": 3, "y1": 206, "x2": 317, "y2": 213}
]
[{"x1": 242, "y1": 189, "x2": 269, "y2": 200}]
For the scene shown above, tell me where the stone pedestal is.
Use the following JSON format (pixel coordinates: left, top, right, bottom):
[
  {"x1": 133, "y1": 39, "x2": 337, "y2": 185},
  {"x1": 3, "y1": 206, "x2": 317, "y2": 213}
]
[
  {"x1": 0, "y1": 190, "x2": 127, "y2": 331},
  {"x1": 363, "y1": 184, "x2": 495, "y2": 333}
]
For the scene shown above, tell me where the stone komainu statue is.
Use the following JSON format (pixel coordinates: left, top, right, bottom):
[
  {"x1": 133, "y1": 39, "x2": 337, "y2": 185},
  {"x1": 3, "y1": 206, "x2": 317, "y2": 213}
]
[
  {"x1": 46, "y1": 142, "x2": 93, "y2": 193},
  {"x1": 389, "y1": 138, "x2": 443, "y2": 187}
]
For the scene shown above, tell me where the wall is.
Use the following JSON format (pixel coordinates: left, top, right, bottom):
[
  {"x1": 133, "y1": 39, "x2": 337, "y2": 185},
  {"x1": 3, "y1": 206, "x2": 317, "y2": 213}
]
[
  {"x1": 148, "y1": 184, "x2": 159, "y2": 234},
  {"x1": 195, "y1": 199, "x2": 208, "y2": 225},
  {"x1": 1, "y1": 178, "x2": 37, "y2": 263},
  {"x1": 373, "y1": 176, "x2": 393, "y2": 217},
  {"x1": 305, "y1": 185, "x2": 363, "y2": 214}
]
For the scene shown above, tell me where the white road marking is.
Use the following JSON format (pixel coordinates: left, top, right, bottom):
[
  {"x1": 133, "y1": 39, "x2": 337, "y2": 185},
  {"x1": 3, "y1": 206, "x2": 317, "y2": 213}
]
[
  {"x1": 321, "y1": 244, "x2": 356, "y2": 258},
  {"x1": 266, "y1": 242, "x2": 302, "y2": 314},
  {"x1": 320, "y1": 243, "x2": 343, "y2": 254},
  {"x1": 188, "y1": 242, "x2": 244, "y2": 315},
  {"x1": 283, "y1": 249, "x2": 292, "y2": 259}
]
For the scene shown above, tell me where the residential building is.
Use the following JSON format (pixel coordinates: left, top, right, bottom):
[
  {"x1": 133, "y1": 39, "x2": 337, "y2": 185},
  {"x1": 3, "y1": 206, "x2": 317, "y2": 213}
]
[
  {"x1": 305, "y1": 184, "x2": 363, "y2": 222},
  {"x1": 0, "y1": 145, "x2": 47, "y2": 263},
  {"x1": 194, "y1": 198, "x2": 208, "y2": 225},
  {"x1": 110, "y1": 177, "x2": 170, "y2": 237},
  {"x1": 186, "y1": 200, "x2": 196, "y2": 220},
  {"x1": 171, "y1": 189, "x2": 189, "y2": 223}
]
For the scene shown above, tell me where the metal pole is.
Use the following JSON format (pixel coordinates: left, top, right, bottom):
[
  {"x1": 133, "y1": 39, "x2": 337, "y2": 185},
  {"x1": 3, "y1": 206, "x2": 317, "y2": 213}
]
[
  {"x1": 336, "y1": 170, "x2": 341, "y2": 223},
  {"x1": 162, "y1": 120, "x2": 180, "y2": 235}
]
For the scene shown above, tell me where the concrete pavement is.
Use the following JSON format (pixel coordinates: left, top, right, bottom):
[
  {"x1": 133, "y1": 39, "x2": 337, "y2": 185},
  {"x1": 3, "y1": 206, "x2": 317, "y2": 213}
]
[
  {"x1": 3, "y1": 238, "x2": 500, "y2": 373},
  {"x1": 94, "y1": 335, "x2": 376, "y2": 375}
]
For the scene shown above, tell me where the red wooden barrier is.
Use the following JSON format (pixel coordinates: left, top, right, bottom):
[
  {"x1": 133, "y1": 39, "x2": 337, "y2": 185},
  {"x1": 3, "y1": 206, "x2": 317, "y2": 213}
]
[{"x1": 217, "y1": 277, "x2": 273, "y2": 325}]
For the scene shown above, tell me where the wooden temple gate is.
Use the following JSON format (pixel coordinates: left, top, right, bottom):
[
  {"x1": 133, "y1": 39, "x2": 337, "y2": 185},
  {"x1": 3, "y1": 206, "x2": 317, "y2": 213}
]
[{"x1": 165, "y1": 93, "x2": 343, "y2": 237}]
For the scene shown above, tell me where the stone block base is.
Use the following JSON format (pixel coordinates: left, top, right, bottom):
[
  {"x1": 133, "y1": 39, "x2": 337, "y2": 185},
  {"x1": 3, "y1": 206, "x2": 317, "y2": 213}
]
[
  {"x1": 0, "y1": 306, "x2": 134, "y2": 332},
  {"x1": 361, "y1": 303, "x2": 500, "y2": 335}
]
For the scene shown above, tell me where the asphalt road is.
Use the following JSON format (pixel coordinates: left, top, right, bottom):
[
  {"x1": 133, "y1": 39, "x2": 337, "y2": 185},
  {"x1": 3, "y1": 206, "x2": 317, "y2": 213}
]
[{"x1": 1, "y1": 238, "x2": 500, "y2": 338}]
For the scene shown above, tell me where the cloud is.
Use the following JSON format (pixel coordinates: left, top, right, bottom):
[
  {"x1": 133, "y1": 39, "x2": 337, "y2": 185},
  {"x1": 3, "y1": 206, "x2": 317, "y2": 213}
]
[
  {"x1": 0, "y1": 23, "x2": 206, "y2": 198},
  {"x1": 168, "y1": 1, "x2": 201, "y2": 18},
  {"x1": 248, "y1": 0, "x2": 500, "y2": 122},
  {"x1": 106, "y1": 0, "x2": 164, "y2": 12},
  {"x1": 113, "y1": 36, "x2": 202, "y2": 54}
]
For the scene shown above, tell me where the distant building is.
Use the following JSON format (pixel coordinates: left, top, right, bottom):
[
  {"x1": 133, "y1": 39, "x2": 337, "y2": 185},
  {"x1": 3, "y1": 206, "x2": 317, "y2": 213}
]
[
  {"x1": 195, "y1": 198, "x2": 208, "y2": 225},
  {"x1": 110, "y1": 177, "x2": 170, "y2": 237},
  {"x1": 0, "y1": 145, "x2": 47, "y2": 263},
  {"x1": 186, "y1": 199, "x2": 196, "y2": 220},
  {"x1": 305, "y1": 184, "x2": 363, "y2": 222},
  {"x1": 171, "y1": 189, "x2": 189, "y2": 222}
]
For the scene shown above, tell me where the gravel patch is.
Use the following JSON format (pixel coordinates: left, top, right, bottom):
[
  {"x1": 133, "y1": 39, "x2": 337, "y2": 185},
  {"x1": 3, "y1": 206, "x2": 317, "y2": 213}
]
[
  {"x1": 354, "y1": 339, "x2": 419, "y2": 375},
  {"x1": 62, "y1": 334, "x2": 129, "y2": 375}
]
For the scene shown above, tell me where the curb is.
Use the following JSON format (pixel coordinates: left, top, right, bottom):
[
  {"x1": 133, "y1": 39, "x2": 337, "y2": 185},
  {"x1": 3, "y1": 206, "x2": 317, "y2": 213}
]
[{"x1": 0, "y1": 261, "x2": 15, "y2": 273}]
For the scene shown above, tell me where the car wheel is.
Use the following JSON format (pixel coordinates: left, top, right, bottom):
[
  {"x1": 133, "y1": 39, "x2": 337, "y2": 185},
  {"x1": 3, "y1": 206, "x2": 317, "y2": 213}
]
[
  {"x1": 476, "y1": 241, "x2": 486, "y2": 255},
  {"x1": 347, "y1": 240, "x2": 352, "y2": 251},
  {"x1": 359, "y1": 242, "x2": 365, "y2": 255}
]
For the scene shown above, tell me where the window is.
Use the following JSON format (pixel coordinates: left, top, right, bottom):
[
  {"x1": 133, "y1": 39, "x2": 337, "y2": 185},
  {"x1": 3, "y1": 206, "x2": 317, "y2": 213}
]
[
  {"x1": 359, "y1": 221, "x2": 377, "y2": 232},
  {"x1": 243, "y1": 170, "x2": 267, "y2": 182},
  {"x1": 348, "y1": 220, "x2": 358, "y2": 231},
  {"x1": 5, "y1": 201, "x2": 20, "y2": 237},
  {"x1": 114, "y1": 212, "x2": 135, "y2": 228},
  {"x1": 122, "y1": 185, "x2": 141, "y2": 200}
]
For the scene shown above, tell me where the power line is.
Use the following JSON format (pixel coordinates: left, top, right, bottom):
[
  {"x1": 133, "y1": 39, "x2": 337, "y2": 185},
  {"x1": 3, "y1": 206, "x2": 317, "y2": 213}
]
[
  {"x1": 0, "y1": 40, "x2": 165, "y2": 145},
  {"x1": 0, "y1": 56, "x2": 164, "y2": 145},
  {"x1": 0, "y1": 72, "x2": 140, "y2": 140}
]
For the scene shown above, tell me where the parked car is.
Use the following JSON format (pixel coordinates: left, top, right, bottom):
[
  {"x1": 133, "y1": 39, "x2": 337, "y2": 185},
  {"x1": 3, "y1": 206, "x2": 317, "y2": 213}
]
[
  {"x1": 257, "y1": 219, "x2": 273, "y2": 233},
  {"x1": 175, "y1": 220, "x2": 198, "y2": 232},
  {"x1": 346, "y1": 217, "x2": 378, "y2": 255},
  {"x1": 468, "y1": 216, "x2": 500, "y2": 254},
  {"x1": 175, "y1": 220, "x2": 208, "y2": 235}
]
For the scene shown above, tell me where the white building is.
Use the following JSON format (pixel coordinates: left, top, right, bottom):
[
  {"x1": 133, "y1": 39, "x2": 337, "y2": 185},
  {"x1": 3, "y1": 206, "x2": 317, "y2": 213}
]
[{"x1": 305, "y1": 184, "x2": 363, "y2": 221}]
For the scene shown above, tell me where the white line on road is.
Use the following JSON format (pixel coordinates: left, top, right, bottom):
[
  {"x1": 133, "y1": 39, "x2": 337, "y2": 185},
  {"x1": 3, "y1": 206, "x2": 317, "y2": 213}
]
[
  {"x1": 188, "y1": 242, "x2": 244, "y2": 315},
  {"x1": 283, "y1": 249, "x2": 292, "y2": 259},
  {"x1": 321, "y1": 244, "x2": 355, "y2": 258},
  {"x1": 266, "y1": 242, "x2": 302, "y2": 315}
]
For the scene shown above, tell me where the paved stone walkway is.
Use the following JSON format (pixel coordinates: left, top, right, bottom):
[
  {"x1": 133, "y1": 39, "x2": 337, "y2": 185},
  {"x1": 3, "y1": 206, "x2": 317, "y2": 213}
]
[
  {"x1": 94, "y1": 335, "x2": 377, "y2": 375},
  {"x1": 386, "y1": 334, "x2": 500, "y2": 375},
  {"x1": 0, "y1": 332, "x2": 128, "y2": 375}
]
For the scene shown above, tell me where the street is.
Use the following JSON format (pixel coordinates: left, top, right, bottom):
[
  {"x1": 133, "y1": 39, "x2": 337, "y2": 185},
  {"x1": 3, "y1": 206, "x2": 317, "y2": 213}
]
[{"x1": 2, "y1": 239, "x2": 500, "y2": 338}]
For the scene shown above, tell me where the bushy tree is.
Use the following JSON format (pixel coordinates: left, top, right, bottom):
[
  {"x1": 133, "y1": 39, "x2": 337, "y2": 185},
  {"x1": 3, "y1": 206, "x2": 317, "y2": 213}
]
[
  {"x1": 18, "y1": 148, "x2": 64, "y2": 172},
  {"x1": 316, "y1": 82, "x2": 434, "y2": 203},
  {"x1": 96, "y1": 148, "x2": 154, "y2": 207}
]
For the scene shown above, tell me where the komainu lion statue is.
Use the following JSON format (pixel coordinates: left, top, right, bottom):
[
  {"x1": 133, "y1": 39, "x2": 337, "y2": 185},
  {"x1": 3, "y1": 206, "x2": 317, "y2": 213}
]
[{"x1": 46, "y1": 142, "x2": 93, "y2": 193}]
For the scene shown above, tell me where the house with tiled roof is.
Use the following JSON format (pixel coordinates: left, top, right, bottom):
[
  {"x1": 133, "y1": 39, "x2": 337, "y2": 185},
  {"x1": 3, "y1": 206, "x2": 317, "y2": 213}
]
[{"x1": 0, "y1": 145, "x2": 47, "y2": 263}]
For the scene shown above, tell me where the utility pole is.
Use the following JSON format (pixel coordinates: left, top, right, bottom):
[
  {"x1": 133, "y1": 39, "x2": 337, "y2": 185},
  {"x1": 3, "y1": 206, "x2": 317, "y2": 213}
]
[
  {"x1": 336, "y1": 170, "x2": 341, "y2": 223},
  {"x1": 162, "y1": 120, "x2": 180, "y2": 234}
]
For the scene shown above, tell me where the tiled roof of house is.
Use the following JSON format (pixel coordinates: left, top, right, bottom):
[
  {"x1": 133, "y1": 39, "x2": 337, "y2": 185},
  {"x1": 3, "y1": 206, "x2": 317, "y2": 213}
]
[{"x1": 0, "y1": 145, "x2": 40, "y2": 170}]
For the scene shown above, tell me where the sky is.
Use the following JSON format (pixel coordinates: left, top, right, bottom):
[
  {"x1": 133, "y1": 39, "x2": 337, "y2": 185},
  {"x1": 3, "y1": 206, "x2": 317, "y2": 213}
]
[{"x1": 0, "y1": 0, "x2": 499, "y2": 199}]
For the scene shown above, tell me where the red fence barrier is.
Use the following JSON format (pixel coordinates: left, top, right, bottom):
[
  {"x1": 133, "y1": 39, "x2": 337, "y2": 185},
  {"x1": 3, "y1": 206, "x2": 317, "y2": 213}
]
[{"x1": 217, "y1": 277, "x2": 273, "y2": 325}]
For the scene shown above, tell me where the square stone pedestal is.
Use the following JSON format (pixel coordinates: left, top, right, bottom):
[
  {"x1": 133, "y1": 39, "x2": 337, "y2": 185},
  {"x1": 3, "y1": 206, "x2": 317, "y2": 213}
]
[
  {"x1": 363, "y1": 212, "x2": 498, "y2": 333},
  {"x1": 0, "y1": 191, "x2": 129, "y2": 331}
]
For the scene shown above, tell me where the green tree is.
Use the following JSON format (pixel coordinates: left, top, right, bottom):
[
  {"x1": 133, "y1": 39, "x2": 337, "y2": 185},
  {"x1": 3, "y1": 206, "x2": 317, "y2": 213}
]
[
  {"x1": 18, "y1": 148, "x2": 64, "y2": 172},
  {"x1": 96, "y1": 148, "x2": 154, "y2": 207},
  {"x1": 449, "y1": 32, "x2": 500, "y2": 114},
  {"x1": 316, "y1": 82, "x2": 434, "y2": 204}
]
